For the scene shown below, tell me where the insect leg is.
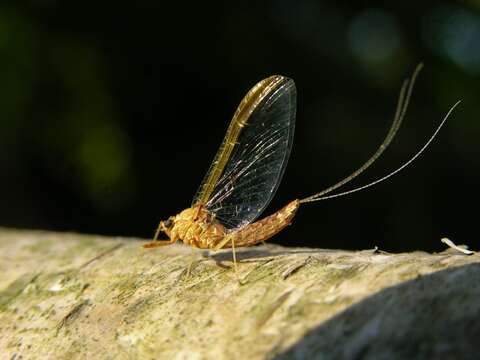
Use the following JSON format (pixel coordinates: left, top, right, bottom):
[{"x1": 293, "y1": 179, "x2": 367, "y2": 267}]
[
  {"x1": 142, "y1": 239, "x2": 175, "y2": 248},
  {"x1": 213, "y1": 234, "x2": 231, "y2": 251},
  {"x1": 152, "y1": 222, "x2": 162, "y2": 241},
  {"x1": 231, "y1": 236, "x2": 238, "y2": 275},
  {"x1": 184, "y1": 246, "x2": 199, "y2": 279},
  {"x1": 143, "y1": 229, "x2": 178, "y2": 248},
  {"x1": 212, "y1": 234, "x2": 240, "y2": 272}
]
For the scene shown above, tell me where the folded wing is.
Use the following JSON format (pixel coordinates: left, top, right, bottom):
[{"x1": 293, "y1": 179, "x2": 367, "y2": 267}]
[{"x1": 192, "y1": 76, "x2": 296, "y2": 230}]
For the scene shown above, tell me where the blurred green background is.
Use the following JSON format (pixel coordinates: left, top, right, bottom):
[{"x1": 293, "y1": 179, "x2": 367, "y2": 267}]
[{"x1": 0, "y1": 1, "x2": 479, "y2": 252}]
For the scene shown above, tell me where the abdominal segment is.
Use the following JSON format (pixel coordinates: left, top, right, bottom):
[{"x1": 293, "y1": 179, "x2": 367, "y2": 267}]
[{"x1": 218, "y1": 199, "x2": 300, "y2": 249}]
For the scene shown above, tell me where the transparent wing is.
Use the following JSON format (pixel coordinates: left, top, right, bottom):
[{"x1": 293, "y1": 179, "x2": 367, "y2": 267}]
[{"x1": 192, "y1": 76, "x2": 296, "y2": 230}]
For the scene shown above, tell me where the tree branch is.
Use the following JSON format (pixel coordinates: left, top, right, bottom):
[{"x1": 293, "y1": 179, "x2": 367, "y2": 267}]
[{"x1": 0, "y1": 228, "x2": 479, "y2": 359}]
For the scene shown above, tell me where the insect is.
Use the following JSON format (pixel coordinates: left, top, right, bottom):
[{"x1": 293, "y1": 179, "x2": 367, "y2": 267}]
[{"x1": 144, "y1": 65, "x2": 459, "y2": 265}]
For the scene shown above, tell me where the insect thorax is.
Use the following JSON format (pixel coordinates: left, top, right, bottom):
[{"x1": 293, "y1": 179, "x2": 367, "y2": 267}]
[{"x1": 170, "y1": 205, "x2": 227, "y2": 249}]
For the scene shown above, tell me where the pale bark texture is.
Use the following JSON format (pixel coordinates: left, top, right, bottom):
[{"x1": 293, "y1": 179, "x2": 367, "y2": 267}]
[{"x1": 1, "y1": 228, "x2": 479, "y2": 359}]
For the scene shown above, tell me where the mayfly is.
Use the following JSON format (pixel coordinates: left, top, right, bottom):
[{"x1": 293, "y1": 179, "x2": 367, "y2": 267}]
[{"x1": 144, "y1": 65, "x2": 460, "y2": 265}]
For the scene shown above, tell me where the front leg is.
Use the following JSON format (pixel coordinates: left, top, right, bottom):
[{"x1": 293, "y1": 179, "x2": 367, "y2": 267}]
[
  {"x1": 142, "y1": 239, "x2": 176, "y2": 249},
  {"x1": 143, "y1": 226, "x2": 179, "y2": 249}
]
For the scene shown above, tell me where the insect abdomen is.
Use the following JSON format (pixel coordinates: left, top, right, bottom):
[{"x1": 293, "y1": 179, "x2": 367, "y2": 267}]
[{"x1": 228, "y1": 200, "x2": 300, "y2": 248}]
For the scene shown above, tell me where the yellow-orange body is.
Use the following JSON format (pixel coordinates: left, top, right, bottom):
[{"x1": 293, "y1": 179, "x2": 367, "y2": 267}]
[
  {"x1": 145, "y1": 66, "x2": 456, "y2": 256},
  {"x1": 153, "y1": 200, "x2": 300, "y2": 249}
]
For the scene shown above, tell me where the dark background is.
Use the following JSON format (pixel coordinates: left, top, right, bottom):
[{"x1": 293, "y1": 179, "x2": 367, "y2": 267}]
[{"x1": 0, "y1": 1, "x2": 478, "y2": 252}]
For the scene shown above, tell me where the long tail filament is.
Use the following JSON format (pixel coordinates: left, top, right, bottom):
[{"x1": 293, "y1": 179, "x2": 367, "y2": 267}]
[{"x1": 300, "y1": 64, "x2": 460, "y2": 204}]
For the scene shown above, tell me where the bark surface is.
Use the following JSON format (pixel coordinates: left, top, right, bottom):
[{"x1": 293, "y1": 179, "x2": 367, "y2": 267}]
[{"x1": 1, "y1": 228, "x2": 479, "y2": 359}]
